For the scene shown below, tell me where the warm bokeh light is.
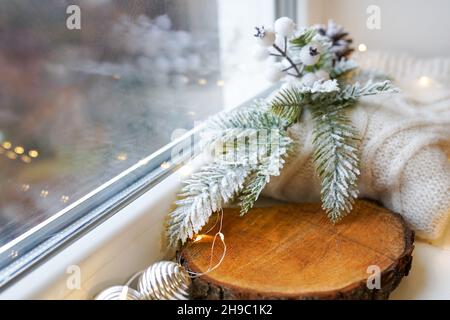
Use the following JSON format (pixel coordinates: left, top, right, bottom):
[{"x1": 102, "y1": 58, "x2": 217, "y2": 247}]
[
  {"x1": 21, "y1": 184, "x2": 30, "y2": 192},
  {"x1": 28, "y1": 150, "x2": 39, "y2": 158},
  {"x1": 117, "y1": 153, "x2": 127, "y2": 161},
  {"x1": 358, "y1": 43, "x2": 367, "y2": 52},
  {"x1": 6, "y1": 151, "x2": 17, "y2": 160},
  {"x1": 216, "y1": 80, "x2": 225, "y2": 87},
  {"x1": 198, "y1": 78, "x2": 207, "y2": 85},
  {"x1": 40, "y1": 190, "x2": 49, "y2": 198},
  {"x1": 418, "y1": 76, "x2": 432, "y2": 87},
  {"x1": 14, "y1": 146, "x2": 24, "y2": 154},
  {"x1": 160, "y1": 161, "x2": 171, "y2": 169},
  {"x1": 60, "y1": 195, "x2": 70, "y2": 203},
  {"x1": 21, "y1": 155, "x2": 32, "y2": 164},
  {"x1": 2, "y1": 141, "x2": 12, "y2": 149}
]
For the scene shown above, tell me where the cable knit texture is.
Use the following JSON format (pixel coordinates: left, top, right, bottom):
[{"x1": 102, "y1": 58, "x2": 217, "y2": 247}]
[{"x1": 263, "y1": 51, "x2": 450, "y2": 239}]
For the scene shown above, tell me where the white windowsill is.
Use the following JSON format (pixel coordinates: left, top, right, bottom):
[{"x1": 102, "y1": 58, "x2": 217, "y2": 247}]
[{"x1": 2, "y1": 158, "x2": 450, "y2": 299}]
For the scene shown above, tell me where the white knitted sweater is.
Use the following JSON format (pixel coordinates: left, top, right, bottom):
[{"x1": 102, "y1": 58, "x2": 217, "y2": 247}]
[{"x1": 263, "y1": 51, "x2": 450, "y2": 239}]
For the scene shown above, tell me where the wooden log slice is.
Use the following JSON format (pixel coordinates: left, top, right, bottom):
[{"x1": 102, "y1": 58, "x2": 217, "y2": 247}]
[{"x1": 180, "y1": 200, "x2": 414, "y2": 300}]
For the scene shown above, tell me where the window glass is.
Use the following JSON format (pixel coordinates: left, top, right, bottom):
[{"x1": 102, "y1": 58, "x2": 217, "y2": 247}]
[{"x1": 0, "y1": 1, "x2": 274, "y2": 248}]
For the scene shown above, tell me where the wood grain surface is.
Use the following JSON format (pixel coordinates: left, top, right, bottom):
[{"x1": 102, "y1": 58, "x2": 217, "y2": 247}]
[{"x1": 180, "y1": 200, "x2": 414, "y2": 299}]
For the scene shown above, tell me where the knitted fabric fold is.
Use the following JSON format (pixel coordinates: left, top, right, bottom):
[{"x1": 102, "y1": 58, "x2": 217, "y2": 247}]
[{"x1": 263, "y1": 51, "x2": 450, "y2": 239}]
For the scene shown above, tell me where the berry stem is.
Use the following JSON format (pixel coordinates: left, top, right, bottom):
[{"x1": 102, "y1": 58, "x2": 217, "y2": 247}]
[
  {"x1": 272, "y1": 43, "x2": 301, "y2": 78},
  {"x1": 282, "y1": 63, "x2": 303, "y2": 72},
  {"x1": 286, "y1": 72, "x2": 299, "y2": 77}
]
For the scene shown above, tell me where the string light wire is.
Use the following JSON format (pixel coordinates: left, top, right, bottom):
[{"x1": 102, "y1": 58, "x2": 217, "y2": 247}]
[
  {"x1": 180, "y1": 208, "x2": 227, "y2": 278},
  {"x1": 120, "y1": 209, "x2": 227, "y2": 297}
]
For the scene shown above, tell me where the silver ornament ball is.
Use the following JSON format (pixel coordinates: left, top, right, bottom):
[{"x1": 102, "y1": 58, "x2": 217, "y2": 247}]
[
  {"x1": 95, "y1": 286, "x2": 143, "y2": 300},
  {"x1": 138, "y1": 261, "x2": 191, "y2": 300}
]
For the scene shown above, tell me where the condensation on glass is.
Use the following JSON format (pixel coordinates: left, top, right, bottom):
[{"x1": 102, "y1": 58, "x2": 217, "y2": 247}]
[{"x1": 0, "y1": 1, "x2": 273, "y2": 250}]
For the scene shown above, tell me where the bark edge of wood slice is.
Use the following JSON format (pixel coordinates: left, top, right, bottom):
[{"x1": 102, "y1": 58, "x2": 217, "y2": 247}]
[{"x1": 180, "y1": 200, "x2": 414, "y2": 300}]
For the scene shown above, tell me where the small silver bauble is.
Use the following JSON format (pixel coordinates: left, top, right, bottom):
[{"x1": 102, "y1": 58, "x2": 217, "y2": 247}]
[
  {"x1": 138, "y1": 261, "x2": 191, "y2": 300},
  {"x1": 95, "y1": 285, "x2": 143, "y2": 300}
]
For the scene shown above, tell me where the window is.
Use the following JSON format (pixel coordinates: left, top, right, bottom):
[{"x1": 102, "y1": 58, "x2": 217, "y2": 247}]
[{"x1": 0, "y1": 0, "x2": 278, "y2": 287}]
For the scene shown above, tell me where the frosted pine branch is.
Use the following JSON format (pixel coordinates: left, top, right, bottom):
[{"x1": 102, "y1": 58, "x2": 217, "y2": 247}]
[
  {"x1": 239, "y1": 173, "x2": 267, "y2": 215},
  {"x1": 311, "y1": 103, "x2": 361, "y2": 222},
  {"x1": 204, "y1": 104, "x2": 291, "y2": 167},
  {"x1": 168, "y1": 104, "x2": 292, "y2": 246},
  {"x1": 337, "y1": 80, "x2": 399, "y2": 102},
  {"x1": 270, "y1": 88, "x2": 304, "y2": 125},
  {"x1": 167, "y1": 165, "x2": 249, "y2": 246},
  {"x1": 204, "y1": 103, "x2": 288, "y2": 149},
  {"x1": 331, "y1": 59, "x2": 358, "y2": 78},
  {"x1": 238, "y1": 134, "x2": 291, "y2": 215}
]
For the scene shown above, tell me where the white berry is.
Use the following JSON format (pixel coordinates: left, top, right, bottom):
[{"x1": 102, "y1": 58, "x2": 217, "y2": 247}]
[
  {"x1": 274, "y1": 34, "x2": 286, "y2": 50},
  {"x1": 265, "y1": 63, "x2": 284, "y2": 83},
  {"x1": 274, "y1": 17, "x2": 296, "y2": 37},
  {"x1": 253, "y1": 46, "x2": 270, "y2": 61},
  {"x1": 300, "y1": 72, "x2": 318, "y2": 87},
  {"x1": 256, "y1": 28, "x2": 276, "y2": 47},
  {"x1": 314, "y1": 70, "x2": 330, "y2": 81},
  {"x1": 299, "y1": 43, "x2": 321, "y2": 66}
]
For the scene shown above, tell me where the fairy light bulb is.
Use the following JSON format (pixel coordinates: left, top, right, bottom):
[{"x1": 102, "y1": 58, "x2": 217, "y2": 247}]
[
  {"x1": 160, "y1": 161, "x2": 171, "y2": 169},
  {"x1": 192, "y1": 234, "x2": 214, "y2": 243},
  {"x1": 418, "y1": 76, "x2": 432, "y2": 87}
]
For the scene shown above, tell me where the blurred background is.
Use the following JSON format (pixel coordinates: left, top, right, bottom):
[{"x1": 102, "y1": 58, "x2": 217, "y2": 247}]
[
  {"x1": 300, "y1": 0, "x2": 450, "y2": 57},
  {"x1": 0, "y1": 0, "x2": 274, "y2": 246}
]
